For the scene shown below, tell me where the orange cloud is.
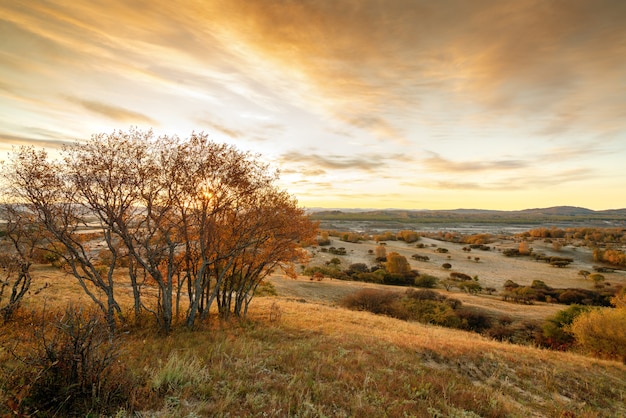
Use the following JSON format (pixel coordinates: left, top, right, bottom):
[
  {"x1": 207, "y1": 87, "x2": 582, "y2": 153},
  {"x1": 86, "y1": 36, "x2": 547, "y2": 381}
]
[
  {"x1": 206, "y1": 0, "x2": 626, "y2": 139},
  {"x1": 66, "y1": 98, "x2": 157, "y2": 125}
]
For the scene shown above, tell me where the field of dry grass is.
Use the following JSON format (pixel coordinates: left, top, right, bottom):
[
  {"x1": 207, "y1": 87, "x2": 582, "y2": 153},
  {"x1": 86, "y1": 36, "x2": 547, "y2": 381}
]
[{"x1": 2, "y1": 235, "x2": 626, "y2": 416}]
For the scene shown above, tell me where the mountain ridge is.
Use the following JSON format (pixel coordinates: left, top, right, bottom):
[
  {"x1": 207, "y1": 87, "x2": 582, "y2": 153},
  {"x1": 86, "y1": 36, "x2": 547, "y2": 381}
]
[
  {"x1": 308, "y1": 205, "x2": 626, "y2": 215},
  {"x1": 308, "y1": 206, "x2": 626, "y2": 224}
]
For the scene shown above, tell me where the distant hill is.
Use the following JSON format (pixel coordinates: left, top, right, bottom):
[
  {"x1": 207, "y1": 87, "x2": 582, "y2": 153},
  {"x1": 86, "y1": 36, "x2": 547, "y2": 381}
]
[{"x1": 309, "y1": 206, "x2": 626, "y2": 225}]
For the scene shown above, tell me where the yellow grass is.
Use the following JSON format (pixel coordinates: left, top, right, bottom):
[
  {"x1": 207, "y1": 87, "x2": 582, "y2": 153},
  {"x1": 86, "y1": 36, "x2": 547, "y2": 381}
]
[{"x1": 2, "y1": 264, "x2": 625, "y2": 417}]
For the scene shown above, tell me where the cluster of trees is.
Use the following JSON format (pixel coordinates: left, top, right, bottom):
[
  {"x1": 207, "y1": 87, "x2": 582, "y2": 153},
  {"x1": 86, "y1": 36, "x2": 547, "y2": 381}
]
[
  {"x1": 501, "y1": 280, "x2": 615, "y2": 306},
  {"x1": 542, "y1": 289, "x2": 626, "y2": 362},
  {"x1": 304, "y1": 250, "x2": 441, "y2": 288},
  {"x1": 533, "y1": 254, "x2": 574, "y2": 268},
  {"x1": 314, "y1": 229, "x2": 421, "y2": 245},
  {"x1": 0, "y1": 130, "x2": 316, "y2": 331},
  {"x1": 341, "y1": 288, "x2": 473, "y2": 330},
  {"x1": 420, "y1": 231, "x2": 494, "y2": 245},
  {"x1": 593, "y1": 248, "x2": 626, "y2": 267},
  {"x1": 441, "y1": 272, "x2": 484, "y2": 294},
  {"x1": 320, "y1": 246, "x2": 347, "y2": 255},
  {"x1": 523, "y1": 227, "x2": 626, "y2": 244}
]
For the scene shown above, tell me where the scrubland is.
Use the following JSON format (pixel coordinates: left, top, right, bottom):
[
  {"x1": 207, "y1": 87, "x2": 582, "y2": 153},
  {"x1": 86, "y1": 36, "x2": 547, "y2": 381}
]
[{"x1": 2, "y1": 235, "x2": 626, "y2": 417}]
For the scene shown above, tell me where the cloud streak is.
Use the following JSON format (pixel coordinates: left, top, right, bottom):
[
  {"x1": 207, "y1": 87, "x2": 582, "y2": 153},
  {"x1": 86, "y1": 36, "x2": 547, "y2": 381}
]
[
  {"x1": 279, "y1": 151, "x2": 414, "y2": 172},
  {"x1": 67, "y1": 98, "x2": 157, "y2": 125},
  {"x1": 421, "y1": 153, "x2": 528, "y2": 173},
  {"x1": 411, "y1": 168, "x2": 595, "y2": 191},
  {"x1": 0, "y1": 133, "x2": 73, "y2": 149}
]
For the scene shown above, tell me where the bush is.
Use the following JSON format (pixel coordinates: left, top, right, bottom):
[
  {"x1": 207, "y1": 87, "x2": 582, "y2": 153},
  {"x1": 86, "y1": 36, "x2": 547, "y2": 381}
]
[
  {"x1": 303, "y1": 266, "x2": 346, "y2": 280},
  {"x1": 541, "y1": 305, "x2": 590, "y2": 350},
  {"x1": 414, "y1": 274, "x2": 438, "y2": 288},
  {"x1": 0, "y1": 306, "x2": 132, "y2": 416},
  {"x1": 340, "y1": 289, "x2": 400, "y2": 315},
  {"x1": 347, "y1": 263, "x2": 369, "y2": 274},
  {"x1": 396, "y1": 298, "x2": 461, "y2": 327},
  {"x1": 450, "y1": 272, "x2": 472, "y2": 281},
  {"x1": 456, "y1": 307, "x2": 492, "y2": 332},
  {"x1": 569, "y1": 308, "x2": 626, "y2": 363},
  {"x1": 457, "y1": 281, "x2": 482, "y2": 295}
]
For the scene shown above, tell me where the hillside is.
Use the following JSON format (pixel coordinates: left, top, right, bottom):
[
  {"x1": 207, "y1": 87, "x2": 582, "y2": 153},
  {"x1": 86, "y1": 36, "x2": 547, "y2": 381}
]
[{"x1": 1, "y1": 255, "x2": 625, "y2": 416}]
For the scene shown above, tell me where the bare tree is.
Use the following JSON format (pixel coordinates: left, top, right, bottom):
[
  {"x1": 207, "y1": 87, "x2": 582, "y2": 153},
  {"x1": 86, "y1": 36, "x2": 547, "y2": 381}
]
[
  {"x1": 3, "y1": 147, "x2": 122, "y2": 330},
  {"x1": 0, "y1": 205, "x2": 45, "y2": 321},
  {"x1": 2, "y1": 129, "x2": 317, "y2": 332}
]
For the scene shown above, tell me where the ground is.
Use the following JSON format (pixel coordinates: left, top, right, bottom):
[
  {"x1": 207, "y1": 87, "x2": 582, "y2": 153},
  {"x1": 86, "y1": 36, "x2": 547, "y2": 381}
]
[{"x1": 268, "y1": 235, "x2": 626, "y2": 322}]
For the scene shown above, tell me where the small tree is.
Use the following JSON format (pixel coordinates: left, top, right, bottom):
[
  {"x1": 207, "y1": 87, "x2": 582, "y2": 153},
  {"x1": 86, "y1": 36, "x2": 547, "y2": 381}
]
[
  {"x1": 374, "y1": 245, "x2": 387, "y2": 262},
  {"x1": 518, "y1": 241, "x2": 531, "y2": 255},
  {"x1": 441, "y1": 263, "x2": 452, "y2": 270},
  {"x1": 542, "y1": 304, "x2": 589, "y2": 349},
  {"x1": 0, "y1": 205, "x2": 46, "y2": 322},
  {"x1": 414, "y1": 274, "x2": 438, "y2": 288},
  {"x1": 317, "y1": 231, "x2": 331, "y2": 246},
  {"x1": 386, "y1": 252, "x2": 411, "y2": 276},
  {"x1": 569, "y1": 308, "x2": 626, "y2": 363},
  {"x1": 328, "y1": 257, "x2": 342, "y2": 268},
  {"x1": 589, "y1": 273, "x2": 605, "y2": 288}
]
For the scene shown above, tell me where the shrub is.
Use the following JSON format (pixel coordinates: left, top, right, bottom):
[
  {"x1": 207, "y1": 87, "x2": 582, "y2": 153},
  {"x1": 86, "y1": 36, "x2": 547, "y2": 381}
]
[
  {"x1": 340, "y1": 289, "x2": 400, "y2": 315},
  {"x1": 530, "y1": 280, "x2": 550, "y2": 290},
  {"x1": 303, "y1": 266, "x2": 346, "y2": 280},
  {"x1": 450, "y1": 272, "x2": 472, "y2": 281},
  {"x1": 0, "y1": 306, "x2": 131, "y2": 416},
  {"x1": 414, "y1": 274, "x2": 438, "y2": 288},
  {"x1": 347, "y1": 263, "x2": 369, "y2": 274},
  {"x1": 569, "y1": 308, "x2": 626, "y2": 363},
  {"x1": 541, "y1": 305, "x2": 590, "y2": 350},
  {"x1": 396, "y1": 298, "x2": 461, "y2": 327},
  {"x1": 254, "y1": 280, "x2": 278, "y2": 296},
  {"x1": 458, "y1": 281, "x2": 482, "y2": 295},
  {"x1": 503, "y1": 280, "x2": 520, "y2": 290},
  {"x1": 456, "y1": 307, "x2": 492, "y2": 332}
]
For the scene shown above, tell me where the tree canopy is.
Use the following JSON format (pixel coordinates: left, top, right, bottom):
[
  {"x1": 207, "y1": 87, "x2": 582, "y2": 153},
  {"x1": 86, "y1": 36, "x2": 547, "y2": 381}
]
[{"x1": 1, "y1": 129, "x2": 317, "y2": 331}]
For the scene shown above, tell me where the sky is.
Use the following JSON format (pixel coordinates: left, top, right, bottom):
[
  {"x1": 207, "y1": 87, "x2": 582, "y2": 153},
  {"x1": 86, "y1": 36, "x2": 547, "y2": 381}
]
[{"x1": 1, "y1": 0, "x2": 625, "y2": 211}]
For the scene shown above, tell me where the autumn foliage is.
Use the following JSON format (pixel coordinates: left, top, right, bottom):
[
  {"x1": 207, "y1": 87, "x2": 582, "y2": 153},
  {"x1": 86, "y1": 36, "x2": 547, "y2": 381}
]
[{"x1": 1, "y1": 129, "x2": 317, "y2": 331}]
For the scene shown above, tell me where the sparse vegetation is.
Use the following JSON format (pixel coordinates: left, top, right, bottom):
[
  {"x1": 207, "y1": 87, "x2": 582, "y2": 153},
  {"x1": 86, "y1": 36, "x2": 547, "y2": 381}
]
[{"x1": 3, "y1": 159, "x2": 626, "y2": 417}]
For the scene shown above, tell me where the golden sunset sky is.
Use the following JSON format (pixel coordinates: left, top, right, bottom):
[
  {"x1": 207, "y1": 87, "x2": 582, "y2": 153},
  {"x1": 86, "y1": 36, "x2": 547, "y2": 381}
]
[{"x1": 1, "y1": 1, "x2": 625, "y2": 210}]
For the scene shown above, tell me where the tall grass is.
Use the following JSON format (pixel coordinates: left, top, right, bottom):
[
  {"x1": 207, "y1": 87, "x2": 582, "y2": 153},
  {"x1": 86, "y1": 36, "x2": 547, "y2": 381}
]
[{"x1": 2, "y1": 293, "x2": 625, "y2": 416}]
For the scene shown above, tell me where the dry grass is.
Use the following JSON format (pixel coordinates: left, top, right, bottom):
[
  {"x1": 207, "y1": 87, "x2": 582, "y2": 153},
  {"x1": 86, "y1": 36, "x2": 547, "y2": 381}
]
[
  {"x1": 2, "y1": 264, "x2": 625, "y2": 417},
  {"x1": 115, "y1": 298, "x2": 625, "y2": 416}
]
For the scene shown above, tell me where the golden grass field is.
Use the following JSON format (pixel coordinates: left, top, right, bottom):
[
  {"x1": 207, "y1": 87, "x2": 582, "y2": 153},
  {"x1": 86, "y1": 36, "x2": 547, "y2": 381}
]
[{"x1": 2, "y1": 235, "x2": 626, "y2": 417}]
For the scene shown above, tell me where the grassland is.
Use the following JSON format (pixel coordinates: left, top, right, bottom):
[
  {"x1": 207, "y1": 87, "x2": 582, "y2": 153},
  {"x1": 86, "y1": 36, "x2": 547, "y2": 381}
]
[
  {"x1": 2, "y1": 253, "x2": 626, "y2": 417},
  {"x1": 2, "y1": 222, "x2": 626, "y2": 416}
]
